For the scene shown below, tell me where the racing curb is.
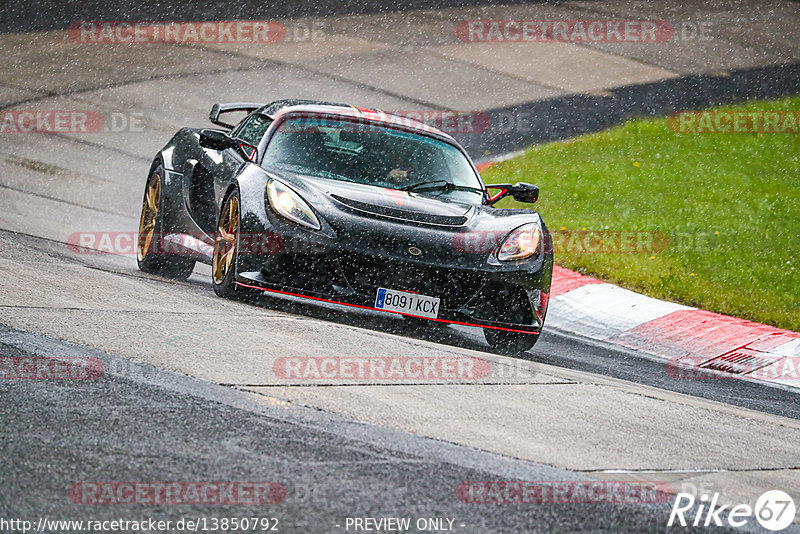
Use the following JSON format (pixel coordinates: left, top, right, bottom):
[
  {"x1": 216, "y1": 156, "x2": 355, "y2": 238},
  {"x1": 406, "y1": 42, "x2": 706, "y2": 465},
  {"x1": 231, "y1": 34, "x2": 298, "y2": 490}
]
[{"x1": 476, "y1": 161, "x2": 800, "y2": 391}]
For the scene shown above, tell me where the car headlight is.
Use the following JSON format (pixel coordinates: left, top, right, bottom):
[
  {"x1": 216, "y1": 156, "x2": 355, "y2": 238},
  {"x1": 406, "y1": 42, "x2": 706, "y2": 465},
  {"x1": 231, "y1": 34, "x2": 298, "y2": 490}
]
[
  {"x1": 266, "y1": 180, "x2": 321, "y2": 230},
  {"x1": 497, "y1": 222, "x2": 541, "y2": 261}
]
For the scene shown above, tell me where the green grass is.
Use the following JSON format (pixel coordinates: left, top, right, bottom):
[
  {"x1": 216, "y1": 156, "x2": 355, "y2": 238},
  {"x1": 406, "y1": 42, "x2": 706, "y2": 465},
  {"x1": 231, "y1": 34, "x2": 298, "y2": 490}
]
[{"x1": 482, "y1": 96, "x2": 800, "y2": 331}]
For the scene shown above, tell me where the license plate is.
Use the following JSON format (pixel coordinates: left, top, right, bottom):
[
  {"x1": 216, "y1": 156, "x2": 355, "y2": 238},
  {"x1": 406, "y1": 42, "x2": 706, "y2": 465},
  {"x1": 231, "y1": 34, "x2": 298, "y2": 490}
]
[{"x1": 375, "y1": 288, "x2": 440, "y2": 319}]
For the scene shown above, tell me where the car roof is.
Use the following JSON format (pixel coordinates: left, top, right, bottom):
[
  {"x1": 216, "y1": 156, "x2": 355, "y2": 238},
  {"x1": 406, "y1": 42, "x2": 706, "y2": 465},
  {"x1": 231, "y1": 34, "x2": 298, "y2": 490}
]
[{"x1": 256, "y1": 99, "x2": 458, "y2": 142}]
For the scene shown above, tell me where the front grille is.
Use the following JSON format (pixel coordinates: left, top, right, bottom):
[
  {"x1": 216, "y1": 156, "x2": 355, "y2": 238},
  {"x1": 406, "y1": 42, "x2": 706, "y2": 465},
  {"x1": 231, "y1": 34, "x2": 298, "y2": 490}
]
[
  {"x1": 331, "y1": 195, "x2": 469, "y2": 227},
  {"x1": 337, "y1": 253, "x2": 483, "y2": 309}
]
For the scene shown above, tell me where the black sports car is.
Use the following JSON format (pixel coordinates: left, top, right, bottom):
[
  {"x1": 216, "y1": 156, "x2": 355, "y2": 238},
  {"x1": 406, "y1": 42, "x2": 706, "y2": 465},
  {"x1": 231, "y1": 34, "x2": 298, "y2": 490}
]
[{"x1": 136, "y1": 99, "x2": 553, "y2": 352}]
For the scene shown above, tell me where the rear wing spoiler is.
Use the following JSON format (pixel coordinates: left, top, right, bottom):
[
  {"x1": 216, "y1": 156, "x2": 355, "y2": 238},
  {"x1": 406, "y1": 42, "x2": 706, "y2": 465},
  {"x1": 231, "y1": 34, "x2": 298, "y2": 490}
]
[{"x1": 209, "y1": 102, "x2": 264, "y2": 129}]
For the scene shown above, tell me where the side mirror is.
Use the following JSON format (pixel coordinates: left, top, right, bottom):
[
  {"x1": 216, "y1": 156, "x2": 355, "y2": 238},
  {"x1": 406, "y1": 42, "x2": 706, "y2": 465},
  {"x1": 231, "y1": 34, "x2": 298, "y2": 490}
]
[
  {"x1": 509, "y1": 182, "x2": 539, "y2": 204},
  {"x1": 199, "y1": 129, "x2": 258, "y2": 160},
  {"x1": 199, "y1": 129, "x2": 236, "y2": 151},
  {"x1": 487, "y1": 182, "x2": 539, "y2": 205}
]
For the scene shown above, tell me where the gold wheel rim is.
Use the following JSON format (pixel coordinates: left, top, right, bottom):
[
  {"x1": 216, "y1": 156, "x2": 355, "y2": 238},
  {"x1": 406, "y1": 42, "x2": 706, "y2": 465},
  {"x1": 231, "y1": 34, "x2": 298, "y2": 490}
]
[
  {"x1": 213, "y1": 195, "x2": 239, "y2": 285},
  {"x1": 137, "y1": 173, "x2": 160, "y2": 262}
]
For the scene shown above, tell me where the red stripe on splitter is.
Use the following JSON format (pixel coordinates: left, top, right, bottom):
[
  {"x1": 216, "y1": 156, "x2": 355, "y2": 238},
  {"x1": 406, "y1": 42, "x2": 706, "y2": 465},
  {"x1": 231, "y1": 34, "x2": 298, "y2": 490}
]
[{"x1": 235, "y1": 281, "x2": 540, "y2": 335}]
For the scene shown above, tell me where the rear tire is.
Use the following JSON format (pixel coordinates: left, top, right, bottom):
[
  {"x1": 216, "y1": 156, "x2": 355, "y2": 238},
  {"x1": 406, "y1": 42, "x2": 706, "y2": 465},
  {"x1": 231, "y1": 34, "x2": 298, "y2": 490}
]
[
  {"x1": 212, "y1": 190, "x2": 241, "y2": 299},
  {"x1": 136, "y1": 163, "x2": 195, "y2": 280}
]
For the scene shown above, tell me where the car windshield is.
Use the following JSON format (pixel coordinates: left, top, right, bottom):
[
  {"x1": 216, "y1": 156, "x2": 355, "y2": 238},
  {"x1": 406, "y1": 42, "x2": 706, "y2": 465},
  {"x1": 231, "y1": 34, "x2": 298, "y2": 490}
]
[{"x1": 262, "y1": 115, "x2": 485, "y2": 203}]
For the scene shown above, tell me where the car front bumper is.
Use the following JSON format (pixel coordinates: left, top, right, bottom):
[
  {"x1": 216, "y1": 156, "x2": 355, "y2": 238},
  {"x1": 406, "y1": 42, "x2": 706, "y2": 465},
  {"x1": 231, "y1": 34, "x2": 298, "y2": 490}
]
[{"x1": 236, "y1": 244, "x2": 552, "y2": 334}]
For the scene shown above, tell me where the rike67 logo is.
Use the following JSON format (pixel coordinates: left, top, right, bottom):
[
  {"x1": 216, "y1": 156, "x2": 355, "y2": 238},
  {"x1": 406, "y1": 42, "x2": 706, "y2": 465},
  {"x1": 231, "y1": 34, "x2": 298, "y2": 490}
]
[{"x1": 668, "y1": 490, "x2": 796, "y2": 531}]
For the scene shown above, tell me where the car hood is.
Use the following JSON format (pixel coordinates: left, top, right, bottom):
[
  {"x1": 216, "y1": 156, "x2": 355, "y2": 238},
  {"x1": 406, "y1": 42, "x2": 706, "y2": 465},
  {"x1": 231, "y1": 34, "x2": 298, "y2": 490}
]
[
  {"x1": 284, "y1": 173, "x2": 475, "y2": 226},
  {"x1": 261, "y1": 166, "x2": 547, "y2": 269}
]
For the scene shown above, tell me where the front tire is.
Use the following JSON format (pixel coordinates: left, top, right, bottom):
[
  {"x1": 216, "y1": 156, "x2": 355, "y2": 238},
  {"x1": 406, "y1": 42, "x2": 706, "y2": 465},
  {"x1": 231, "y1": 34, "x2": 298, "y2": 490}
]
[
  {"x1": 136, "y1": 164, "x2": 195, "y2": 280},
  {"x1": 403, "y1": 315, "x2": 436, "y2": 330},
  {"x1": 479, "y1": 286, "x2": 538, "y2": 353},
  {"x1": 483, "y1": 328, "x2": 538, "y2": 353},
  {"x1": 212, "y1": 190, "x2": 241, "y2": 299}
]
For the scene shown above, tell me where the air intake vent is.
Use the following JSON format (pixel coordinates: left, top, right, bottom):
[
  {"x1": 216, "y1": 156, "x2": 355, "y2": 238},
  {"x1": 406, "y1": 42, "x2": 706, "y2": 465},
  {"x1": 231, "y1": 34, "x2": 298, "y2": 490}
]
[{"x1": 331, "y1": 195, "x2": 469, "y2": 227}]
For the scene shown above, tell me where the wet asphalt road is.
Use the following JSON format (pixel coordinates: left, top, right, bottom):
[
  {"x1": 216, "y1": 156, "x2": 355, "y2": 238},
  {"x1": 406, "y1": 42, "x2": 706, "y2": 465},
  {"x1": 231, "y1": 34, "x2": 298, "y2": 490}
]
[
  {"x1": 0, "y1": 324, "x2": 721, "y2": 534},
  {"x1": 1, "y1": 1, "x2": 799, "y2": 532}
]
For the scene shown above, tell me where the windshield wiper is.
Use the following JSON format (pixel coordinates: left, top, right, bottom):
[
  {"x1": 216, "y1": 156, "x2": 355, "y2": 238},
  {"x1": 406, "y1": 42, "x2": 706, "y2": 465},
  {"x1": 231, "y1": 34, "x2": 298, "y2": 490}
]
[
  {"x1": 402, "y1": 180, "x2": 454, "y2": 192},
  {"x1": 402, "y1": 180, "x2": 482, "y2": 193}
]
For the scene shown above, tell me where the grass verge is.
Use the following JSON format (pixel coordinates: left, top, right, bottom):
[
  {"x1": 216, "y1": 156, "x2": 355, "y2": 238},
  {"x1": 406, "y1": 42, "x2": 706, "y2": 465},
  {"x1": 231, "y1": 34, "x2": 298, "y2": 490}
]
[{"x1": 481, "y1": 96, "x2": 800, "y2": 331}]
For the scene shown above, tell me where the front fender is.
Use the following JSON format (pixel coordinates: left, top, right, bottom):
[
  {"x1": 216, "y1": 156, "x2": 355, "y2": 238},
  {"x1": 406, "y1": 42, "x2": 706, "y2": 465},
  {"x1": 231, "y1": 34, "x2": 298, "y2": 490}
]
[
  {"x1": 234, "y1": 163, "x2": 272, "y2": 235},
  {"x1": 234, "y1": 165, "x2": 343, "y2": 273}
]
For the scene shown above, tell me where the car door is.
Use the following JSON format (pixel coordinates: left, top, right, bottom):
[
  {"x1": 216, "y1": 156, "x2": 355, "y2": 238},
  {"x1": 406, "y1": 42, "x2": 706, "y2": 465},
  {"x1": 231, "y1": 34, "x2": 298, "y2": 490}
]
[
  {"x1": 215, "y1": 112, "x2": 273, "y2": 202},
  {"x1": 183, "y1": 114, "x2": 271, "y2": 235},
  {"x1": 182, "y1": 143, "x2": 240, "y2": 235}
]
